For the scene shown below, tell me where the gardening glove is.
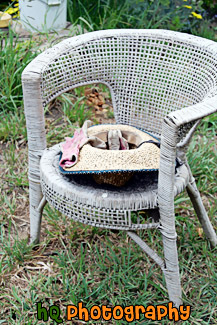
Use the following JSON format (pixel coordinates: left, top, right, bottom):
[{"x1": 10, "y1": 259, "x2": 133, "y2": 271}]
[
  {"x1": 107, "y1": 129, "x2": 129, "y2": 150},
  {"x1": 60, "y1": 120, "x2": 106, "y2": 168}
]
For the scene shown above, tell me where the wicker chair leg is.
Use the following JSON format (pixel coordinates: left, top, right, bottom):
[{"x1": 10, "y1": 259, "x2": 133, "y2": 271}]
[
  {"x1": 29, "y1": 181, "x2": 46, "y2": 244},
  {"x1": 187, "y1": 178, "x2": 217, "y2": 247},
  {"x1": 161, "y1": 235, "x2": 182, "y2": 308},
  {"x1": 128, "y1": 230, "x2": 182, "y2": 307}
]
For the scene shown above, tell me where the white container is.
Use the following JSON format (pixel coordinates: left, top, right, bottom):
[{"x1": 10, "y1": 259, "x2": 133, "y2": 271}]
[{"x1": 19, "y1": 0, "x2": 67, "y2": 32}]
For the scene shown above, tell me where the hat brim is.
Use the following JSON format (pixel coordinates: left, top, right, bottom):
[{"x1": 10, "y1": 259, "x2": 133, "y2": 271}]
[{"x1": 59, "y1": 124, "x2": 160, "y2": 174}]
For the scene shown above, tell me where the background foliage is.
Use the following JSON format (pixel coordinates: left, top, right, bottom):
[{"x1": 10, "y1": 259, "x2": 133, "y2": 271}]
[{"x1": 67, "y1": 0, "x2": 212, "y2": 37}]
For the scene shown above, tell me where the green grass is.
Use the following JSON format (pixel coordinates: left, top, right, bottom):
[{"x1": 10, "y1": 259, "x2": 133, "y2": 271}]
[
  {"x1": 0, "y1": 12, "x2": 216, "y2": 324},
  {"x1": 60, "y1": 93, "x2": 92, "y2": 127},
  {"x1": 0, "y1": 29, "x2": 39, "y2": 113},
  {"x1": 0, "y1": 89, "x2": 216, "y2": 323}
]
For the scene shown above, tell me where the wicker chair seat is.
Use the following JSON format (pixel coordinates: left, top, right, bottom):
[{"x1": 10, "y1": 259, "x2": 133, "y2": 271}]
[{"x1": 40, "y1": 143, "x2": 189, "y2": 230}]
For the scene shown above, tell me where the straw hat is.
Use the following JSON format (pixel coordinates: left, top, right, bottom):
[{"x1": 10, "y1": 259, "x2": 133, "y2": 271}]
[{"x1": 59, "y1": 124, "x2": 160, "y2": 182}]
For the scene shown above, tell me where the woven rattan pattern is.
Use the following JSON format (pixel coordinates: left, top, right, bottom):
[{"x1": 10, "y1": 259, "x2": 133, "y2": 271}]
[
  {"x1": 41, "y1": 32, "x2": 217, "y2": 137},
  {"x1": 41, "y1": 180, "x2": 160, "y2": 230}
]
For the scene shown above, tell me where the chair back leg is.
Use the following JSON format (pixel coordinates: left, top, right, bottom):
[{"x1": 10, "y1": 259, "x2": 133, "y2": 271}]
[
  {"x1": 186, "y1": 177, "x2": 217, "y2": 247},
  {"x1": 128, "y1": 229, "x2": 182, "y2": 307}
]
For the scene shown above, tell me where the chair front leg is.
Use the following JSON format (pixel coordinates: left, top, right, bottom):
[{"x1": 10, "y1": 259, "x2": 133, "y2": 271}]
[
  {"x1": 161, "y1": 229, "x2": 182, "y2": 308},
  {"x1": 158, "y1": 192, "x2": 182, "y2": 307},
  {"x1": 158, "y1": 118, "x2": 182, "y2": 307},
  {"x1": 28, "y1": 152, "x2": 47, "y2": 244},
  {"x1": 22, "y1": 72, "x2": 47, "y2": 244},
  {"x1": 29, "y1": 180, "x2": 46, "y2": 244}
]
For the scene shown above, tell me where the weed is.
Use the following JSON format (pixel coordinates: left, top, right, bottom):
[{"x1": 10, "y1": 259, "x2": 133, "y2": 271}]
[
  {"x1": 0, "y1": 29, "x2": 38, "y2": 113},
  {"x1": 0, "y1": 103, "x2": 216, "y2": 323},
  {"x1": 0, "y1": 8, "x2": 216, "y2": 323},
  {"x1": 67, "y1": 0, "x2": 208, "y2": 37}
]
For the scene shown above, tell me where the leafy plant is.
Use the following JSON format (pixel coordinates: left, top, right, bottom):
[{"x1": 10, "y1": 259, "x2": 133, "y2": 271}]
[
  {"x1": 60, "y1": 93, "x2": 92, "y2": 127},
  {"x1": 0, "y1": 110, "x2": 27, "y2": 142},
  {"x1": 0, "y1": 28, "x2": 38, "y2": 113},
  {"x1": 67, "y1": 0, "x2": 207, "y2": 34},
  {"x1": 202, "y1": 0, "x2": 217, "y2": 16}
]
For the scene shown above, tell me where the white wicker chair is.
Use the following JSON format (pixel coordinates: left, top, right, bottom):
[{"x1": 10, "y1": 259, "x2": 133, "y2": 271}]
[{"x1": 22, "y1": 29, "x2": 217, "y2": 307}]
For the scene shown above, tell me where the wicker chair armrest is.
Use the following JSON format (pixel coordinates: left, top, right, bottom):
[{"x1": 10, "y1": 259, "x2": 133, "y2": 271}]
[
  {"x1": 163, "y1": 95, "x2": 217, "y2": 147},
  {"x1": 167, "y1": 95, "x2": 217, "y2": 128},
  {"x1": 158, "y1": 95, "x2": 217, "y2": 229},
  {"x1": 159, "y1": 95, "x2": 217, "y2": 178}
]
